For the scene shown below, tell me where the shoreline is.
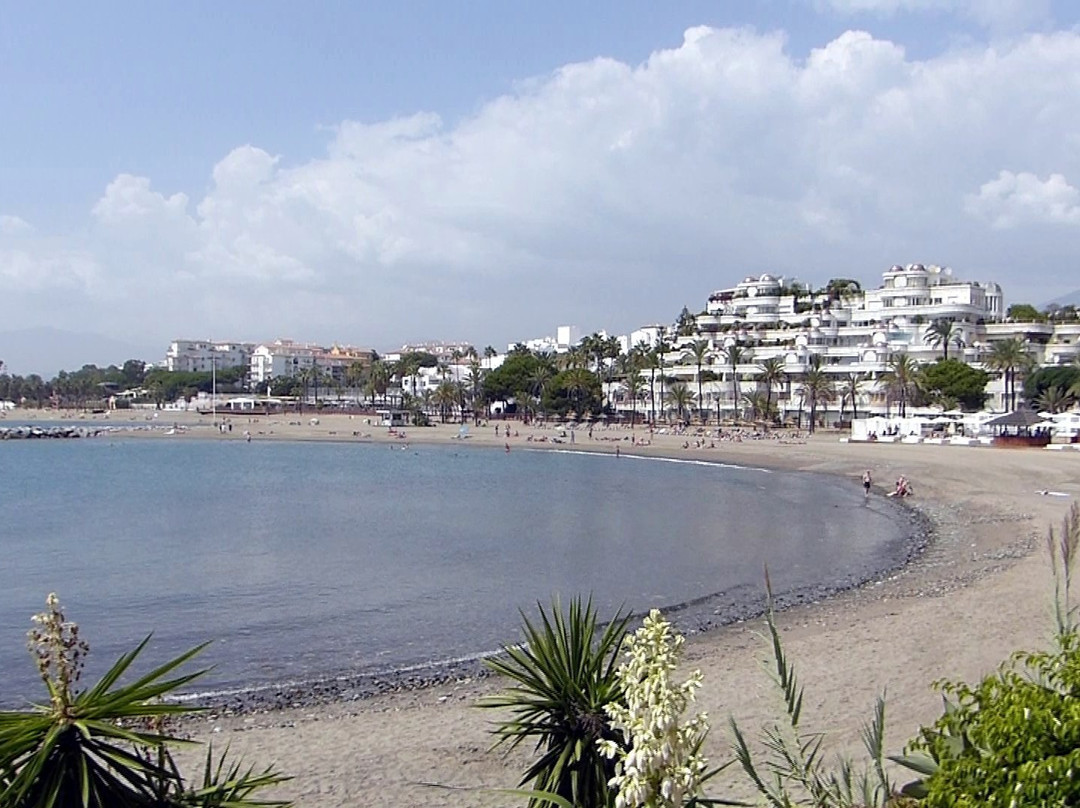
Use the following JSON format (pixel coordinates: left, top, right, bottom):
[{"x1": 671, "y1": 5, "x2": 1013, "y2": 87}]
[
  {"x1": 9, "y1": 408, "x2": 1080, "y2": 805},
  {"x1": 173, "y1": 490, "x2": 929, "y2": 717}
]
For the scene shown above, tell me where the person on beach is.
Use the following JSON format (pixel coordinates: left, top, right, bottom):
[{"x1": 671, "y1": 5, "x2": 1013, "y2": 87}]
[{"x1": 862, "y1": 469, "x2": 872, "y2": 498}]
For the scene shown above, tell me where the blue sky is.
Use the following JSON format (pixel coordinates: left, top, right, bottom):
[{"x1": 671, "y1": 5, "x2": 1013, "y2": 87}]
[{"x1": 1, "y1": 0, "x2": 1078, "y2": 373}]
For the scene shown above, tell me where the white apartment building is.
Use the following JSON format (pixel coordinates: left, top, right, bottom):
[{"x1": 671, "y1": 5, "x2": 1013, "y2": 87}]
[
  {"x1": 248, "y1": 340, "x2": 375, "y2": 388},
  {"x1": 648, "y1": 263, "x2": 1012, "y2": 422},
  {"x1": 165, "y1": 340, "x2": 254, "y2": 373},
  {"x1": 520, "y1": 325, "x2": 582, "y2": 355}
]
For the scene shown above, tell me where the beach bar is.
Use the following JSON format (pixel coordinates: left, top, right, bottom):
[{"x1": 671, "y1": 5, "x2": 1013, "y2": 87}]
[{"x1": 984, "y1": 407, "x2": 1052, "y2": 448}]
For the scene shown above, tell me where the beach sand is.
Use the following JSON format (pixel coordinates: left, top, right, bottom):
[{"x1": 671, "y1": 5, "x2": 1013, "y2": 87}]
[{"x1": 15, "y1": 408, "x2": 1080, "y2": 805}]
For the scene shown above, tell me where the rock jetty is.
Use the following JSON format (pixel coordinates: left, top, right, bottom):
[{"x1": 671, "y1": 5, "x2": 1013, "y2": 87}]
[{"x1": 0, "y1": 426, "x2": 102, "y2": 440}]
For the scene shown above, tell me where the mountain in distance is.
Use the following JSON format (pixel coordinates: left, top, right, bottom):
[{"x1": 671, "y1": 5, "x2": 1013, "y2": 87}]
[
  {"x1": 1046, "y1": 289, "x2": 1080, "y2": 308},
  {"x1": 0, "y1": 327, "x2": 156, "y2": 378}
]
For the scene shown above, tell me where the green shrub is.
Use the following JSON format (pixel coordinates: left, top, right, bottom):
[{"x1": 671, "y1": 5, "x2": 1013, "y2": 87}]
[
  {"x1": 0, "y1": 594, "x2": 290, "y2": 808},
  {"x1": 481, "y1": 597, "x2": 630, "y2": 808},
  {"x1": 895, "y1": 502, "x2": 1080, "y2": 806}
]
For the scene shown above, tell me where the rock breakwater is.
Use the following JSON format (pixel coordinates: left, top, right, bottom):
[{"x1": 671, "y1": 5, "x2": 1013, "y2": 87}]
[{"x1": 0, "y1": 425, "x2": 102, "y2": 440}]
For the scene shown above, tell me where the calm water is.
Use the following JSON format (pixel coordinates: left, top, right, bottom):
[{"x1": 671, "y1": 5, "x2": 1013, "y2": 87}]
[{"x1": 0, "y1": 438, "x2": 911, "y2": 705}]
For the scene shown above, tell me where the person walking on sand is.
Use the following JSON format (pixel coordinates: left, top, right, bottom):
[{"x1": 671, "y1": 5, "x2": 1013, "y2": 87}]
[{"x1": 862, "y1": 469, "x2": 872, "y2": 498}]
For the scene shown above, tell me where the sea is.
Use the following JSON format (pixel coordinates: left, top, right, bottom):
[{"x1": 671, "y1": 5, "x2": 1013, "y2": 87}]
[{"x1": 0, "y1": 435, "x2": 916, "y2": 707}]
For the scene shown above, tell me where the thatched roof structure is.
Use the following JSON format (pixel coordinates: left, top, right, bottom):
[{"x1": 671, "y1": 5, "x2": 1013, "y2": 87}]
[{"x1": 984, "y1": 407, "x2": 1045, "y2": 429}]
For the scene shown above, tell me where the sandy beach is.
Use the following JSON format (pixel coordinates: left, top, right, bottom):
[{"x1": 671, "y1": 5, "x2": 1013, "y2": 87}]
[{"x1": 10, "y1": 408, "x2": 1080, "y2": 805}]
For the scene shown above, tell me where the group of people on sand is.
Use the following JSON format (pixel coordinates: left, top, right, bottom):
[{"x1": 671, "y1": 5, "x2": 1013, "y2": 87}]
[{"x1": 862, "y1": 469, "x2": 913, "y2": 498}]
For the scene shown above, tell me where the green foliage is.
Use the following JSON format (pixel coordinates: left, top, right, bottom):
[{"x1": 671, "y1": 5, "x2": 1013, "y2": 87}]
[
  {"x1": 542, "y1": 369, "x2": 603, "y2": 419},
  {"x1": 481, "y1": 597, "x2": 630, "y2": 808},
  {"x1": 895, "y1": 504, "x2": 1080, "y2": 807},
  {"x1": 1023, "y1": 364, "x2": 1080, "y2": 404},
  {"x1": 1006, "y1": 303, "x2": 1046, "y2": 322},
  {"x1": 484, "y1": 353, "x2": 551, "y2": 404},
  {"x1": 918, "y1": 359, "x2": 990, "y2": 411},
  {"x1": 676, "y1": 307, "x2": 699, "y2": 337},
  {"x1": 730, "y1": 581, "x2": 895, "y2": 808},
  {"x1": 824, "y1": 279, "x2": 861, "y2": 299},
  {"x1": 0, "y1": 594, "x2": 289, "y2": 808},
  {"x1": 143, "y1": 367, "x2": 247, "y2": 404},
  {"x1": 898, "y1": 641, "x2": 1080, "y2": 807}
]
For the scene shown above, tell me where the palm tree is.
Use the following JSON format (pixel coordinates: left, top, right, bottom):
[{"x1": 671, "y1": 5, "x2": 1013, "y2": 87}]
[
  {"x1": 622, "y1": 372, "x2": 645, "y2": 426},
  {"x1": 564, "y1": 367, "x2": 595, "y2": 420},
  {"x1": 365, "y1": 359, "x2": 391, "y2": 406},
  {"x1": 635, "y1": 340, "x2": 660, "y2": 425},
  {"x1": 467, "y1": 360, "x2": 485, "y2": 423},
  {"x1": 655, "y1": 326, "x2": 671, "y2": 423},
  {"x1": 723, "y1": 344, "x2": 745, "y2": 422},
  {"x1": 986, "y1": 338, "x2": 1034, "y2": 412},
  {"x1": 1035, "y1": 385, "x2": 1074, "y2": 414},
  {"x1": 801, "y1": 356, "x2": 835, "y2": 433},
  {"x1": 924, "y1": 318, "x2": 965, "y2": 361},
  {"x1": 433, "y1": 380, "x2": 458, "y2": 423},
  {"x1": 881, "y1": 353, "x2": 920, "y2": 417},
  {"x1": 528, "y1": 362, "x2": 554, "y2": 421},
  {"x1": 756, "y1": 357, "x2": 786, "y2": 426},
  {"x1": 684, "y1": 339, "x2": 712, "y2": 423},
  {"x1": 665, "y1": 382, "x2": 694, "y2": 425},
  {"x1": 839, "y1": 372, "x2": 865, "y2": 425},
  {"x1": 741, "y1": 390, "x2": 771, "y2": 422}
]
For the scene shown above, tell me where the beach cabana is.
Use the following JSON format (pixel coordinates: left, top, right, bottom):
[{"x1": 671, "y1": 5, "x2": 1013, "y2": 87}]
[{"x1": 984, "y1": 407, "x2": 1052, "y2": 447}]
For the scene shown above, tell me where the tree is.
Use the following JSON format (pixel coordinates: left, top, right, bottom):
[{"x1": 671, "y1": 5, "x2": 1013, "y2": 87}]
[
  {"x1": 635, "y1": 341, "x2": 660, "y2": 425},
  {"x1": 365, "y1": 359, "x2": 391, "y2": 406},
  {"x1": 683, "y1": 340, "x2": 713, "y2": 423},
  {"x1": 924, "y1": 319, "x2": 965, "y2": 361},
  {"x1": 920, "y1": 359, "x2": 991, "y2": 411},
  {"x1": 881, "y1": 353, "x2": 920, "y2": 417},
  {"x1": 1023, "y1": 365, "x2": 1080, "y2": 407},
  {"x1": 839, "y1": 372, "x2": 865, "y2": 425},
  {"x1": 486, "y1": 352, "x2": 548, "y2": 406},
  {"x1": 622, "y1": 369, "x2": 646, "y2": 427},
  {"x1": 655, "y1": 327, "x2": 671, "y2": 423},
  {"x1": 741, "y1": 390, "x2": 771, "y2": 422},
  {"x1": 433, "y1": 380, "x2": 458, "y2": 422},
  {"x1": 543, "y1": 368, "x2": 602, "y2": 419},
  {"x1": 1034, "y1": 385, "x2": 1074, "y2": 414},
  {"x1": 665, "y1": 382, "x2": 694, "y2": 425},
  {"x1": 824, "y1": 278, "x2": 862, "y2": 300},
  {"x1": 756, "y1": 357, "x2": 786, "y2": 426},
  {"x1": 467, "y1": 360, "x2": 485, "y2": 423},
  {"x1": 675, "y1": 306, "x2": 698, "y2": 337},
  {"x1": 1006, "y1": 302, "x2": 1046, "y2": 322},
  {"x1": 986, "y1": 338, "x2": 1034, "y2": 412},
  {"x1": 723, "y1": 344, "x2": 744, "y2": 422},
  {"x1": 801, "y1": 355, "x2": 835, "y2": 433}
]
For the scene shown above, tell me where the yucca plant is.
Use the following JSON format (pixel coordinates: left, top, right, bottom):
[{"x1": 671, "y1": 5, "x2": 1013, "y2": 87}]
[
  {"x1": 0, "y1": 593, "x2": 290, "y2": 808},
  {"x1": 481, "y1": 596, "x2": 631, "y2": 808}
]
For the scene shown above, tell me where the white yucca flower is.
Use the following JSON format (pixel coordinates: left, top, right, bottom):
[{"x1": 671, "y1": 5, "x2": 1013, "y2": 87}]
[{"x1": 602, "y1": 609, "x2": 711, "y2": 807}]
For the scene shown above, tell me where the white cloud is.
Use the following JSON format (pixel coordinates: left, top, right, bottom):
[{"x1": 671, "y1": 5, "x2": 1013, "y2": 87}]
[
  {"x1": 0, "y1": 215, "x2": 33, "y2": 235},
  {"x1": 965, "y1": 170, "x2": 1080, "y2": 228},
  {"x1": 3, "y1": 25, "x2": 1080, "y2": 358}
]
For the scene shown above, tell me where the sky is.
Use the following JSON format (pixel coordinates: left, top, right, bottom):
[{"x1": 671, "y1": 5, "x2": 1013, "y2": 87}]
[{"x1": 1, "y1": 0, "x2": 1079, "y2": 374}]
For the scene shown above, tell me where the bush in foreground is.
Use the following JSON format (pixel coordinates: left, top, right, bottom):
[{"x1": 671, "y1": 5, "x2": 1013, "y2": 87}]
[
  {"x1": 481, "y1": 596, "x2": 630, "y2": 808},
  {"x1": 0, "y1": 594, "x2": 290, "y2": 808},
  {"x1": 893, "y1": 502, "x2": 1080, "y2": 806}
]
